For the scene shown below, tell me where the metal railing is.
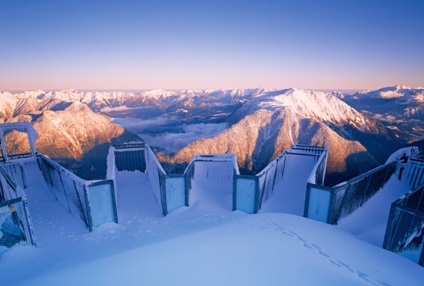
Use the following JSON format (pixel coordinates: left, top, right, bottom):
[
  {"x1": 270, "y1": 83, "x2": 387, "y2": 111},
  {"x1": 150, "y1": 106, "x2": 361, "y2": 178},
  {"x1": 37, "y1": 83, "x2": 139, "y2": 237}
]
[
  {"x1": 401, "y1": 158, "x2": 424, "y2": 190},
  {"x1": 384, "y1": 183, "x2": 424, "y2": 266},
  {"x1": 185, "y1": 154, "x2": 238, "y2": 211},
  {"x1": 256, "y1": 152, "x2": 287, "y2": 210},
  {"x1": 143, "y1": 145, "x2": 168, "y2": 215},
  {"x1": 234, "y1": 145, "x2": 329, "y2": 214},
  {"x1": 0, "y1": 166, "x2": 36, "y2": 249},
  {"x1": 109, "y1": 143, "x2": 191, "y2": 216},
  {"x1": 37, "y1": 154, "x2": 118, "y2": 231},
  {"x1": 305, "y1": 161, "x2": 397, "y2": 224}
]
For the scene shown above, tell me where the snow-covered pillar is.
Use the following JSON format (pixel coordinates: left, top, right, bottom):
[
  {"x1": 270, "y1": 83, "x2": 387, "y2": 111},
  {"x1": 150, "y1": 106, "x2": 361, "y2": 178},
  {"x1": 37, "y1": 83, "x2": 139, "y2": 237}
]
[
  {"x1": 26, "y1": 125, "x2": 38, "y2": 158},
  {"x1": 0, "y1": 122, "x2": 39, "y2": 162},
  {"x1": 0, "y1": 131, "x2": 7, "y2": 161}
]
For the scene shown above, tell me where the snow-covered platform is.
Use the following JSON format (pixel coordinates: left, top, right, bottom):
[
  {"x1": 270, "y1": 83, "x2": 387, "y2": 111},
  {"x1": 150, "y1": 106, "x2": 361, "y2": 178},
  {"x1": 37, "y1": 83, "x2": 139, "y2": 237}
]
[
  {"x1": 1, "y1": 154, "x2": 424, "y2": 285},
  {"x1": 2, "y1": 198, "x2": 424, "y2": 285},
  {"x1": 1, "y1": 122, "x2": 424, "y2": 280},
  {"x1": 108, "y1": 143, "x2": 329, "y2": 217}
]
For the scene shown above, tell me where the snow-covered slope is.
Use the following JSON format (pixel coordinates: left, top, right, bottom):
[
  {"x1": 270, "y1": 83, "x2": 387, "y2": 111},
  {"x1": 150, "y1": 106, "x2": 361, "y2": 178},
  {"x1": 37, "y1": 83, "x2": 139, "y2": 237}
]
[
  {"x1": 1, "y1": 164, "x2": 423, "y2": 285},
  {"x1": 33, "y1": 102, "x2": 126, "y2": 159},
  {"x1": 0, "y1": 92, "x2": 18, "y2": 118},
  {"x1": 240, "y1": 88, "x2": 369, "y2": 128},
  {"x1": 338, "y1": 175, "x2": 411, "y2": 246}
]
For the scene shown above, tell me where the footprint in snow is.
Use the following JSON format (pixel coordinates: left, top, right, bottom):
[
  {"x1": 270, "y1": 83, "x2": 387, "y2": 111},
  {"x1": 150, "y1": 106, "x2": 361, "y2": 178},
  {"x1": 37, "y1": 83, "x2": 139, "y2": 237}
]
[
  {"x1": 328, "y1": 258, "x2": 342, "y2": 267},
  {"x1": 303, "y1": 242, "x2": 320, "y2": 250},
  {"x1": 356, "y1": 271, "x2": 391, "y2": 286},
  {"x1": 318, "y1": 251, "x2": 330, "y2": 258}
]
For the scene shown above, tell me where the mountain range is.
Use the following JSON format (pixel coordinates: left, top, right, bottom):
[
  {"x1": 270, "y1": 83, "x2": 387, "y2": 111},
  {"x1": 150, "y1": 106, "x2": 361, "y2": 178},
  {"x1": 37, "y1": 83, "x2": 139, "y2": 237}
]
[
  {"x1": 340, "y1": 85, "x2": 424, "y2": 142},
  {"x1": 0, "y1": 86, "x2": 420, "y2": 184}
]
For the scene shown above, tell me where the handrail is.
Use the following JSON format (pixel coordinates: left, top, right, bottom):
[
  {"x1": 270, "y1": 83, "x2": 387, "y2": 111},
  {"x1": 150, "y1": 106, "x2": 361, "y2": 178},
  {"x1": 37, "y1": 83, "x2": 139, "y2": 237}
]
[
  {"x1": 383, "y1": 183, "x2": 424, "y2": 266},
  {"x1": 0, "y1": 165, "x2": 25, "y2": 199},
  {"x1": 334, "y1": 161, "x2": 397, "y2": 189},
  {"x1": 0, "y1": 167, "x2": 37, "y2": 246},
  {"x1": 37, "y1": 153, "x2": 89, "y2": 186},
  {"x1": 37, "y1": 153, "x2": 117, "y2": 230},
  {"x1": 114, "y1": 143, "x2": 145, "y2": 149},
  {"x1": 307, "y1": 147, "x2": 329, "y2": 184}
]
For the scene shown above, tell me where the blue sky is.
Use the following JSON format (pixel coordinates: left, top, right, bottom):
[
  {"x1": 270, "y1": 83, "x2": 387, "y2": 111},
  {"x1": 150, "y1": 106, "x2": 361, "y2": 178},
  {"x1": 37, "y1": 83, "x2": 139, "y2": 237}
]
[{"x1": 1, "y1": 0, "x2": 423, "y2": 90}]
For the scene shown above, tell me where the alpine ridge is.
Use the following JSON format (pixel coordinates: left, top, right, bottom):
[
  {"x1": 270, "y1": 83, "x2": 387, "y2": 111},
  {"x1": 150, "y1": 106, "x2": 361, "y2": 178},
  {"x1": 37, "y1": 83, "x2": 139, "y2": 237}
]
[{"x1": 0, "y1": 87, "x2": 410, "y2": 183}]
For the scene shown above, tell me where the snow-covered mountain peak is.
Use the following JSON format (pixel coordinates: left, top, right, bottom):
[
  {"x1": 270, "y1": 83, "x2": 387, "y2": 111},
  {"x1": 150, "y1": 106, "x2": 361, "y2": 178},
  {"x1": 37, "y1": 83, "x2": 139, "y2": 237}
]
[
  {"x1": 378, "y1": 85, "x2": 410, "y2": 99},
  {"x1": 355, "y1": 85, "x2": 424, "y2": 100},
  {"x1": 379, "y1": 85, "x2": 409, "y2": 91},
  {"x1": 243, "y1": 89, "x2": 367, "y2": 127},
  {"x1": 395, "y1": 84, "x2": 410, "y2": 90},
  {"x1": 224, "y1": 88, "x2": 267, "y2": 97},
  {"x1": 61, "y1": 88, "x2": 78, "y2": 94},
  {"x1": 141, "y1": 89, "x2": 177, "y2": 99},
  {"x1": 64, "y1": 101, "x2": 90, "y2": 113},
  {"x1": 179, "y1": 89, "x2": 203, "y2": 96},
  {"x1": 43, "y1": 90, "x2": 83, "y2": 102},
  {"x1": 17, "y1": 90, "x2": 45, "y2": 99},
  {"x1": 0, "y1": 91, "x2": 15, "y2": 99}
]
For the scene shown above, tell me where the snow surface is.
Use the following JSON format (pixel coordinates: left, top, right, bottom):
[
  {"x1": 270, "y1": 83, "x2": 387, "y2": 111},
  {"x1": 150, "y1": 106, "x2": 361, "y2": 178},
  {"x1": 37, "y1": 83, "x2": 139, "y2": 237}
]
[
  {"x1": 385, "y1": 147, "x2": 419, "y2": 164},
  {"x1": 260, "y1": 153, "x2": 318, "y2": 215},
  {"x1": 1, "y1": 161, "x2": 424, "y2": 285},
  {"x1": 337, "y1": 176, "x2": 411, "y2": 247},
  {"x1": 189, "y1": 159, "x2": 236, "y2": 213}
]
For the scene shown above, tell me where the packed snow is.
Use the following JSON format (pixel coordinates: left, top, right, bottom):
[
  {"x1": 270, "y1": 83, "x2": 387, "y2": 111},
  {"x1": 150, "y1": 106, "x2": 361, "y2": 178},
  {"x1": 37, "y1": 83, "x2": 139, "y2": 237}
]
[
  {"x1": 260, "y1": 153, "x2": 318, "y2": 215},
  {"x1": 337, "y1": 176, "x2": 410, "y2": 247},
  {"x1": 1, "y1": 158, "x2": 423, "y2": 285}
]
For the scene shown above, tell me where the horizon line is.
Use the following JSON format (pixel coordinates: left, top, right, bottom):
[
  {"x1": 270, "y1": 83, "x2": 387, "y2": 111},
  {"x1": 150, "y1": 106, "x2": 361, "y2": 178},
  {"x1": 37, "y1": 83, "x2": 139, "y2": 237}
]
[{"x1": 2, "y1": 85, "x2": 415, "y2": 94}]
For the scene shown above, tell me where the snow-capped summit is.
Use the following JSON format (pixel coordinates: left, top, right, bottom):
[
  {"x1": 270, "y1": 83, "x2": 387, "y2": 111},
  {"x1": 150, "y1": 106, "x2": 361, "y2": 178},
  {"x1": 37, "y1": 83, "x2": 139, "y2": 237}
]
[
  {"x1": 355, "y1": 85, "x2": 424, "y2": 100},
  {"x1": 233, "y1": 89, "x2": 368, "y2": 128},
  {"x1": 141, "y1": 89, "x2": 178, "y2": 100}
]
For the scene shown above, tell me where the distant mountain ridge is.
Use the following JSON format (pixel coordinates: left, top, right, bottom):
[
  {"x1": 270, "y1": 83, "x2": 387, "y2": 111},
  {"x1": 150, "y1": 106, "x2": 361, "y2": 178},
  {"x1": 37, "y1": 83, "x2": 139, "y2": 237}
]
[
  {"x1": 0, "y1": 88, "x2": 268, "y2": 113},
  {"x1": 340, "y1": 85, "x2": 424, "y2": 142},
  {"x1": 353, "y1": 85, "x2": 424, "y2": 100}
]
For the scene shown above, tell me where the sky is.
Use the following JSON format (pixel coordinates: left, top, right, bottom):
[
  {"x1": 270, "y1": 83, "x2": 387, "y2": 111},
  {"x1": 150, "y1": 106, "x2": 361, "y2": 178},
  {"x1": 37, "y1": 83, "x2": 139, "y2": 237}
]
[{"x1": 0, "y1": 0, "x2": 423, "y2": 91}]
